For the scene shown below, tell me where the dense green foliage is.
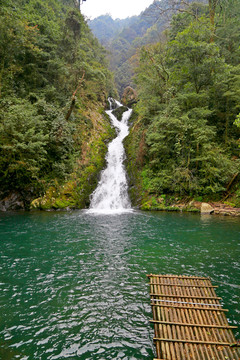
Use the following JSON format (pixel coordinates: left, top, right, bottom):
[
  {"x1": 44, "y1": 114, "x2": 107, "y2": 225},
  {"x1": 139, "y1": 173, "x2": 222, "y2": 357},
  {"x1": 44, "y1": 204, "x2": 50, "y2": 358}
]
[
  {"x1": 125, "y1": 0, "x2": 240, "y2": 207},
  {"x1": 0, "y1": 0, "x2": 115, "y2": 208},
  {"x1": 1, "y1": 0, "x2": 240, "y2": 211}
]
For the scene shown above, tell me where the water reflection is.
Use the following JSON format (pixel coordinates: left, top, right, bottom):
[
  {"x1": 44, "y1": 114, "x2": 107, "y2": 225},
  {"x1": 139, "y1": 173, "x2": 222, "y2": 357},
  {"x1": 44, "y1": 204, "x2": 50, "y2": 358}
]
[{"x1": 74, "y1": 213, "x2": 153, "y2": 359}]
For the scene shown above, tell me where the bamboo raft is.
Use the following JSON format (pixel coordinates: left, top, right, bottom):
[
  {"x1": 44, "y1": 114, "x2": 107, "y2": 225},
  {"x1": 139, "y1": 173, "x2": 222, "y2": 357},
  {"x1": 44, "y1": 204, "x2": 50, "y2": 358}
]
[{"x1": 148, "y1": 274, "x2": 240, "y2": 360}]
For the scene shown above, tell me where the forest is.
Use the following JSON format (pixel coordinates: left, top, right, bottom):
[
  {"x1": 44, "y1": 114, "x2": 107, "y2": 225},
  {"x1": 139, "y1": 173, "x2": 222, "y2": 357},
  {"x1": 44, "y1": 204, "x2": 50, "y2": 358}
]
[
  {"x1": 0, "y1": 0, "x2": 240, "y2": 211},
  {"x1": 90, "y1": 1, "x2": 173, "y2": 95},
  {"x1": 124, "y1": 0, "x2": 240, "y2": 210},
  {"x1": 0, "y1": 0, "x2": 116, "y2": 210}
]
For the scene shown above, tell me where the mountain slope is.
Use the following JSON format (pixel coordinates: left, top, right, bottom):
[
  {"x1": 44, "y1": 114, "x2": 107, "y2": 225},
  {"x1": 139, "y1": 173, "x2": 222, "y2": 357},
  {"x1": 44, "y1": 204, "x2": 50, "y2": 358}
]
[
  {"x1": 0, "y1": 0, "x2": 116, "y2": 210},
  {"x1": 89, "y1": 2, "x2": 166, "y2": 94},
  {"x1": 89, "y1": 0, "x2": 205, "y2": 94}
]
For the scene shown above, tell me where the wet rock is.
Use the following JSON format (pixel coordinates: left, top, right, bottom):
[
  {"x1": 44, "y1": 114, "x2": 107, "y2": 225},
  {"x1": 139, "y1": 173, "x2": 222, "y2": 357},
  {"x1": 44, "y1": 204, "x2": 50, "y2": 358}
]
[
  {"x1": 201, "y1": 202, "x2": 214, "y2": 214},
  {"x1": 0, "y1": 192, "x2": 25, "y2": 211},
  {"x1": 108, "y1": 97, "x2": 118, "y2": 110},
  {"x1": 208, "y1": 202, "x2": 240, "y2": 216},
  {"x1": 112, "y1": 106, "x2": 128, "y2": 121}
]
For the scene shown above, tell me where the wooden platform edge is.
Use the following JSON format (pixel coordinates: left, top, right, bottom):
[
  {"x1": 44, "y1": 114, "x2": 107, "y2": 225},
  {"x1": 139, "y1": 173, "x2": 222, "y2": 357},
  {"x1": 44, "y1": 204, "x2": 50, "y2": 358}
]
[
  {"x1": 147, "y1": 274, "x2": 211, "y2": 280},
  {"x1": 148, "y1": 273, "x2": 240, "y2": 360}
]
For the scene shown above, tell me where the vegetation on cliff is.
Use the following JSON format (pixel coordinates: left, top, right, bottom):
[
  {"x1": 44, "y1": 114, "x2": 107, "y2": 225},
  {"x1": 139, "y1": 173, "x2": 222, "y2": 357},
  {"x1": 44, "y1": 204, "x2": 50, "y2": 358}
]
[
  {"x1": 125, "y1": 0, "x2": 240, "y2": 210},
  {"x1": 0, "y1": 0, "x2": 115, "y2": 209}
]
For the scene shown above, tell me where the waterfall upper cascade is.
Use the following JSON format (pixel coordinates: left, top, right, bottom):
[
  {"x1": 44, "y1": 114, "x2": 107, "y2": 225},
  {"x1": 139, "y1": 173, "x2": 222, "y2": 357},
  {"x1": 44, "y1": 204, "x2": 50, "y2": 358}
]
[{"x1": 88, "y1": 98, "x2": 132, "y2": 214}]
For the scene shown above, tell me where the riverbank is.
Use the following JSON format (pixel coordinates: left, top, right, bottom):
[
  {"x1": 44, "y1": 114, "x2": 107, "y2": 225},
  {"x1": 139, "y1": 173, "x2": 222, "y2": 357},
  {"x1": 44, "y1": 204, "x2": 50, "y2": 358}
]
[
  {"x1": 1, "y1": 197, "x2": 240, "y2": 217},
  {"x1": 140, "y1": 196, "x2": 240, "y2": 216}
]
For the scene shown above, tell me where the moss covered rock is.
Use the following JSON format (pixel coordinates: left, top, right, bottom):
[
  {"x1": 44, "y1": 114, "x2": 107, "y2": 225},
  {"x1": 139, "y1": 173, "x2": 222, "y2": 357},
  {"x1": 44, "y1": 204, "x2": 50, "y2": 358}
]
[{"x1": 112, "y1": 106, "x2": 128, "y2": 121}]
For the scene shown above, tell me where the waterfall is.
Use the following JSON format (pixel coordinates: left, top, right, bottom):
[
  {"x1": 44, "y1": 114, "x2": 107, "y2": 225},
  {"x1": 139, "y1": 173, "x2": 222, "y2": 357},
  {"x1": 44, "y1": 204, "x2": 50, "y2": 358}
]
[{"x1": 88, "y1": 98, "x2": 132, "y2": 214}]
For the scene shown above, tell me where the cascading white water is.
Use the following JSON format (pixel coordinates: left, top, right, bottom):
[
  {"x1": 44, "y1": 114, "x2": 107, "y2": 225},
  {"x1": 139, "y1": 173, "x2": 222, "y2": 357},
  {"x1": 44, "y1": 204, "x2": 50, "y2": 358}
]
[{"x1": 88, "y1": 99, "x2": 132, "y2": 214}]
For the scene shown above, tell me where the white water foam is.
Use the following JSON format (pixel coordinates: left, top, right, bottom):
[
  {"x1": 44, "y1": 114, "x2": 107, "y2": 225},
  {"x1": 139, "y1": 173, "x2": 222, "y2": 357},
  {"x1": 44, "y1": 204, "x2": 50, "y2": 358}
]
[{"x1": 87, "y1": 100, "x2": 133, "y2": 214}]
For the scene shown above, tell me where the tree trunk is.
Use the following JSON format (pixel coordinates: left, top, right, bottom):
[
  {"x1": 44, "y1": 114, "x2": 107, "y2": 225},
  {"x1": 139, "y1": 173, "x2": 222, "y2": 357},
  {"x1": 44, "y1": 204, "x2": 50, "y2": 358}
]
[
  {"x1": 209, "y1": 0, "x2": 218, "y2": 42},
  {"x1": 65, "y1": 71, "x2": 85, "y2": 121}
]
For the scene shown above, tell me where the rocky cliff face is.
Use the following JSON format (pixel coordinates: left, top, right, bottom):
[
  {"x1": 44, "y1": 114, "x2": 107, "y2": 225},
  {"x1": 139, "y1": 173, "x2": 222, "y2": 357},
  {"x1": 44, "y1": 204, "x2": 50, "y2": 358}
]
[
  {"x1": 121, "y1": 87, "x2": 137, "y2": 107},
  {"x1": 0, "y1": 192, "x2": 25, "y2": 211}
]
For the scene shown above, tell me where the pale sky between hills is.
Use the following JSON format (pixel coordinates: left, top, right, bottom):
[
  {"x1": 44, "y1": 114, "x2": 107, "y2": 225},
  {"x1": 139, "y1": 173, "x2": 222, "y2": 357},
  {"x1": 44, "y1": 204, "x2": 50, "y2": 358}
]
[{"x1": 81, "y1": 0, "x2": 154, "y2": 19}]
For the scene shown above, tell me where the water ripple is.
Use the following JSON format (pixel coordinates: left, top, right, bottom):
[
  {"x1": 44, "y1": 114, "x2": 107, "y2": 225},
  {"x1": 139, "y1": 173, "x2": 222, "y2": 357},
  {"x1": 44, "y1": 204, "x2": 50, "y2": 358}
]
[{"x1": 0, "y1": 211, "x2": 239, "y2": 359}]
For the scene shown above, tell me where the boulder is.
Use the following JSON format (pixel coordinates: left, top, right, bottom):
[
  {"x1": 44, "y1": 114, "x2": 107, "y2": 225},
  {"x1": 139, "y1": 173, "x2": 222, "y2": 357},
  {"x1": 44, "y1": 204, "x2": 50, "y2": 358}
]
[
  {"x1": 112, "y1": 106, "x2": 128, "y2": 121},
  {"x1": 121, "y1": 86, "x2": 137, "y2": 107},
  {"x1": 108, "y1": 97, "x2": 118, "y2": 110},
  {"x1": 201, "y1": 202, "x2": 214, "y2": 214}
]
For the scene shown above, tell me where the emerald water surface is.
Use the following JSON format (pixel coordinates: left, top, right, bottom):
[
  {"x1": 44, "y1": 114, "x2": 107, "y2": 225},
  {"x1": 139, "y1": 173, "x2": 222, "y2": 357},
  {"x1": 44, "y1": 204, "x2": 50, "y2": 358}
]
[{"x1": 0, "y1": 211, "x2": 239, "y2": 359}]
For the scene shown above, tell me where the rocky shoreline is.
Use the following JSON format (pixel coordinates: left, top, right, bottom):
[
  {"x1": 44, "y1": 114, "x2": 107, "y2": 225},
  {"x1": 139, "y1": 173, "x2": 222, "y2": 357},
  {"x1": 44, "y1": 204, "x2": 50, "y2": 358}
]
[
  {"x1": 169, "y1": 201, "x2": 240, "y2": 217},
  {"x1": 1, "y1": 191, "x2": 240, "y2": 217},
  {"x1": 200, "y1": 201, "x2": 240, "y2": 217}
]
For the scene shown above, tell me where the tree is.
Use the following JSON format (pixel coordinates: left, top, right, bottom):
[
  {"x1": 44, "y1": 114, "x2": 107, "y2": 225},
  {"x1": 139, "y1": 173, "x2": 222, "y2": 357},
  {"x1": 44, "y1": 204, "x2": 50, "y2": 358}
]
[
  {"x1": 0, "y1": 98, "x2": 48, "y2": 192},
  {"x1": 132, "y1": 15, "x2": 239, "y2": 198},
  {"x1": 0, "y1": 0, "x2": 114, "y2": 203}
]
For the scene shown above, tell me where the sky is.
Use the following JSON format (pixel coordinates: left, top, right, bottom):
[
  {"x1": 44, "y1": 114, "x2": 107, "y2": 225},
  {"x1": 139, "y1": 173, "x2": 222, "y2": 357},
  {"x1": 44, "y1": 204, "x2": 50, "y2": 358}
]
[{"x1": 81, "y1": 0, "x2": 154, "y2": 20}]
